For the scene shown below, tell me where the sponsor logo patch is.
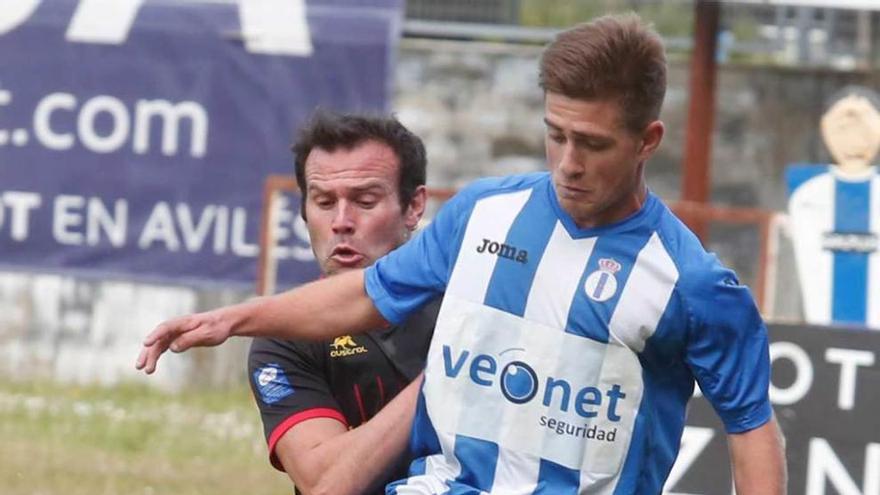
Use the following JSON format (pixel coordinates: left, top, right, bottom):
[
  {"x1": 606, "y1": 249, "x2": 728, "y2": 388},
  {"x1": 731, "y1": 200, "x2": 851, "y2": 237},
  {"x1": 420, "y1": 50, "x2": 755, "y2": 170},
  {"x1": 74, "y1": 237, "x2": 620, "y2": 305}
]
[
  {"x1": 330, "y1": 335, "x2": 368, "y2": 358},
  {"x1": 442, "y1": 344, "x2": 626, "y2": 442},
  {"x1": 253, "y1": 364, "x2": 294, "y2": 405},
  {"x1": 822, "y1": 232, "x2": 878, "y2": 253},
  {"x1": 476, "y1": 238, "x2": 528, "y2": 264}
]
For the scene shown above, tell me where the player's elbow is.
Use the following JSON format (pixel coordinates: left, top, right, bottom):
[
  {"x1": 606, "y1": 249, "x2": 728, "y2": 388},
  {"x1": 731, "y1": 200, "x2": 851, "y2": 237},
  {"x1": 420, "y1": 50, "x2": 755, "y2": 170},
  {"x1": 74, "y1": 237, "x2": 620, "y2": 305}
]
[
  {"x1": 304, "y1": 475, "x2": 362, "y2": 495},
  {"x1": 288, "y1": 462, "x2": 363, "y2": 495},
  {"x1": 280, "y1": 457, "x2": 328, "y2": 495}
]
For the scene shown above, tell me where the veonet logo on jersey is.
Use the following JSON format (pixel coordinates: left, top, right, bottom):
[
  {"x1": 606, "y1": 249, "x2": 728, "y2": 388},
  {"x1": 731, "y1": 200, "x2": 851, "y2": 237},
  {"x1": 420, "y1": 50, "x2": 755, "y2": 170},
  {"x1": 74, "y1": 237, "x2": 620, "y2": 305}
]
[
  {"x1": 330, "y1": 335, "x2": 368, "y2": 358},
  {"x1": 822, "y1": 232, "x2": 878, "y2": 253},
  {"x1": 584, "y1": 258, "x2": 622, "y2": 302},
  {"x1": 442, "y1": 345, "x2": 626, "y2": 441},
  {"x1": 476, "y1": 238, "x2": 528, "y2": 264}
]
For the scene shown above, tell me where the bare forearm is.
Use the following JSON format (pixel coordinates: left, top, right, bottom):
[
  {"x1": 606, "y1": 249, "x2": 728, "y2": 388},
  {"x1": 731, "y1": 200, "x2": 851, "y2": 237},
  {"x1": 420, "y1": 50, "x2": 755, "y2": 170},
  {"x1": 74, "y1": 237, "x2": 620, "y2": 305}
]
[
  {"x1": 137, "y1": 269, "x2": 387, "y2": 374},
  {"x1": 232, "y1": 269, "x2": 385, "y2": 341},
  {"x1": 729, "y1": 415, "x2": 787, "y2": 494},
  {"x1": 284, "y1": 376, "x2": 422, "y2": 495}
]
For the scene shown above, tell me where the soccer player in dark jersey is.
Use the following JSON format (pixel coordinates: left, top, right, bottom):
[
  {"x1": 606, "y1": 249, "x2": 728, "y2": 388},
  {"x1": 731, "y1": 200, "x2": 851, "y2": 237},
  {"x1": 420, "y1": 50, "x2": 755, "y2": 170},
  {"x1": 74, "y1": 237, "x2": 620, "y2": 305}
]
[{"x1": 235, "y1": 110, "x2": 439, "y2": 495}]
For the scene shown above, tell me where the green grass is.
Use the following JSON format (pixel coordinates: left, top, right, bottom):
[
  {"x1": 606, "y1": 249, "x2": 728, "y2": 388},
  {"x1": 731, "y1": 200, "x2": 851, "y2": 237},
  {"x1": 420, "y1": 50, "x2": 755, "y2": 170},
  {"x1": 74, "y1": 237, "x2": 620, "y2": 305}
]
[{"x1": 0, "y1": 380, "x2": 292, "y2": 495}]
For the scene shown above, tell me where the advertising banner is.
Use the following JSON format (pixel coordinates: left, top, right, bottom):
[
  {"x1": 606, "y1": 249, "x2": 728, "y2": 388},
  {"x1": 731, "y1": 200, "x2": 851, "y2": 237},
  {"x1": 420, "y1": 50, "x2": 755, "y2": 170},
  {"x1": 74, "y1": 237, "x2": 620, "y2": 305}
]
[
  {"x1": 667, "y1": 323, "x2": 880, "y2": 495},
  {"x1": 0, "y1": 0, "x2": 402, "y2": 287}
]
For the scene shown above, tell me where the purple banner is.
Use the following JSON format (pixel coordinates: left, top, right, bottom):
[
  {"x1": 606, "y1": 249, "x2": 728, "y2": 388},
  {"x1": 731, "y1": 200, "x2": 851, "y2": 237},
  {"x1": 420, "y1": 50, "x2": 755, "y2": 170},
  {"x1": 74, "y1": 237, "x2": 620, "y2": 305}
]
[{"x1": 0, "y1": 0, "x2": 402, "y2": 288}]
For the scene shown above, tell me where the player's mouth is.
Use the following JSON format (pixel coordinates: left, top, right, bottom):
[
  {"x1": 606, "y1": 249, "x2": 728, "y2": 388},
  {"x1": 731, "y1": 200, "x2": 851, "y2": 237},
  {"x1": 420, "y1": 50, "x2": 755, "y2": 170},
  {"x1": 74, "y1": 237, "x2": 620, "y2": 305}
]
[
  {"x1": 558, "y1": 184, "x2": 593, "y2": 199},
  {"x1": 330, "y1": 245, "x2": 365, "y2": 267},
  {"x1": 844, "y1": 151, "x2": 869, "y2": 161}
]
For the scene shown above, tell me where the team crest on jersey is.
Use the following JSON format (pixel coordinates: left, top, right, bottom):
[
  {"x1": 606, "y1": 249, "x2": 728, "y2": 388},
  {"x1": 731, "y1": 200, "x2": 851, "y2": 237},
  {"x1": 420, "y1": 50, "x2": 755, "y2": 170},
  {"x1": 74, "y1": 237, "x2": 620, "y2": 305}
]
[
  {"x1": 584, "y1": 258, "x2": 621, "y2": 302},
  {"x1": 253, "y1": 364, "x2": 294, "y2": 405},
  {"x1": 330, "y1": 335, "x2": 368, "y2": 358}
]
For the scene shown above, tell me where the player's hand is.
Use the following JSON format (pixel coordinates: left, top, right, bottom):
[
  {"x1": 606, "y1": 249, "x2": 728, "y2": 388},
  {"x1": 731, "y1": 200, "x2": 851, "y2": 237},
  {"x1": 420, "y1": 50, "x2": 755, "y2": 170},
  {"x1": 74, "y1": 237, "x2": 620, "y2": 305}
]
[{"x1": 135, "y1": 310, "x2": 234, "y2": 374}]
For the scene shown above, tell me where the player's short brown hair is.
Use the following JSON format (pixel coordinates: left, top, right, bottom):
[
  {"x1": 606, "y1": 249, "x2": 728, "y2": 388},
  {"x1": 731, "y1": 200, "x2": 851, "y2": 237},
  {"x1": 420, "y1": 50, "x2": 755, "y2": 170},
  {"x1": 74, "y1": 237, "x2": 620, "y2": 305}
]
[{"x1": 539, "y1": 13, "x2": 667, "y2": 133}]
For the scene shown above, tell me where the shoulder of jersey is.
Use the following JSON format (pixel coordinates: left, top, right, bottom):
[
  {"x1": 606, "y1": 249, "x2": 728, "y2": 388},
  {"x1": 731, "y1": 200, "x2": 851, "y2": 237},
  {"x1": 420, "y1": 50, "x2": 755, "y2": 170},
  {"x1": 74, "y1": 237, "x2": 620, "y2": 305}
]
[{"x1": 456, "y1": 172, "x2": 548, "y2": 202}]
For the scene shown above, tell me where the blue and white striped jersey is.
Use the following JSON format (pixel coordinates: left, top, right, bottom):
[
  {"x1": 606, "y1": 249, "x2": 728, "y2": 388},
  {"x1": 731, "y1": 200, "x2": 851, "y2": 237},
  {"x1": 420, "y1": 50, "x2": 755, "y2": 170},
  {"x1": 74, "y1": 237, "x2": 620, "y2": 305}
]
[
  {"x1": 365, "y1": 173, "x2": 772, "y2": 494},
  {"x1": 787, "y1": 165, "x2": 880, "y2": 328}
]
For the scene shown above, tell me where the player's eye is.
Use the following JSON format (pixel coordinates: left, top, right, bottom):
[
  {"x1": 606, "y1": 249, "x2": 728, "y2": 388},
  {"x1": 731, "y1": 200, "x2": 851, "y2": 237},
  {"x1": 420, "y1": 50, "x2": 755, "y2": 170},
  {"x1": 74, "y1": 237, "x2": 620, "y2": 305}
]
[
  {"x1": 313, "y1": 196, "x2": 335, "y2": 209},
  {"x1": 548, "y1": 132, "x2": 566, "y2": 144},
  {"x1": 577, "y1": 137, "x2": 611, "y2": 152},
  {"x1": 357, "y1": 195, "x2": 379, "y2": 208}
]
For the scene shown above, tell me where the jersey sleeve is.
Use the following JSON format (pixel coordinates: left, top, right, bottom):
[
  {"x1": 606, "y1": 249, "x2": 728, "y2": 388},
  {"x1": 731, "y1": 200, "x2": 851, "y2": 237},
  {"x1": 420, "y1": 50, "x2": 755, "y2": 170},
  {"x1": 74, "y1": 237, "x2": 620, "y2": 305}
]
[
  {"x1": 365, "y1": 186, "x2": 472, "y2": 324},
  {"x1": 247, "y1": 337, "x2": 347, "y2": 471},
  {"x1": 682, "y1": 262, "x2": 773, "y2": 434}
]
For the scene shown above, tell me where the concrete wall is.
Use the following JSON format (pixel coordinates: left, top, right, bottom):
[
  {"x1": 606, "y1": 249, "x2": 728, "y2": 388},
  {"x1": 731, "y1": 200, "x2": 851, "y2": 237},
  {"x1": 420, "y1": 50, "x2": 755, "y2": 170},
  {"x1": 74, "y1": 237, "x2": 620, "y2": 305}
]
[
  {"x1": 395, "y1": 38, "x2": 880, "y2": 208},
  {"x1": 0, "y1": 272, "x2": 250, "y2": 391},
  {"x1": 2, "y1": 38, "x2": 878, "y2": 388}
]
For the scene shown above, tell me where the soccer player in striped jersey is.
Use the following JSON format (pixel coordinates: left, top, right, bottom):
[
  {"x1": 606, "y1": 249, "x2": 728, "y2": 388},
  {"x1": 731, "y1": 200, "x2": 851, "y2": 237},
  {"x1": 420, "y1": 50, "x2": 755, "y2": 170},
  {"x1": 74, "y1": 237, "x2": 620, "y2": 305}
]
[
  {"x1": 139, "y1": 13, "x2": 786, "y2": 494},
  {"x1": 788, "y1": 87, "x2": 880, "y2": 328}
]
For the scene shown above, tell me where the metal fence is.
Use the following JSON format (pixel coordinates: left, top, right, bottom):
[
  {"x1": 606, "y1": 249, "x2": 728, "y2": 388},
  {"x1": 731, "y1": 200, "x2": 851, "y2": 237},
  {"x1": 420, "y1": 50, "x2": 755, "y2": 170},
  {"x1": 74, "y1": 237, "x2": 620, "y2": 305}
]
[
  {"x1": 403, "y1": 0, "x2": 879, "y2": 69},
  {"x1": 406, "y1": 0, "x2": 521, "y2": 24}
]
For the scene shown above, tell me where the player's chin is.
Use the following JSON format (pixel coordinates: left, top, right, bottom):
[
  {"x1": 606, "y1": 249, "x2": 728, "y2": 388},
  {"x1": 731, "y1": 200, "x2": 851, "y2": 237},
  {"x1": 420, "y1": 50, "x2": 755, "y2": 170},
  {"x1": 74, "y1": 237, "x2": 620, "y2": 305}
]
[
  {"x1": 325, "y1": 260, "x2": 368, "y2": 275},
  {"x1": 560, "y1": 199, "x2": 598, "y2": 220}
]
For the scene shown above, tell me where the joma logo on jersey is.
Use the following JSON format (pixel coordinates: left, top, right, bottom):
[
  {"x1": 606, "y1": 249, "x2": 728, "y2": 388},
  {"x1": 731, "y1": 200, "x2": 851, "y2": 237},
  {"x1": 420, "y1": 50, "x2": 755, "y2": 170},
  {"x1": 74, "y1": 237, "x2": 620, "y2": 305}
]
[
  {"x1": 476, "y1": 238, "x2": 528, "y2": 264},
  {"x1": 330, "y1": 336, "x2": 368, "y2": 358},
  {"x1": 441, "y1": 345, "x2": 626, "y2": 421}
]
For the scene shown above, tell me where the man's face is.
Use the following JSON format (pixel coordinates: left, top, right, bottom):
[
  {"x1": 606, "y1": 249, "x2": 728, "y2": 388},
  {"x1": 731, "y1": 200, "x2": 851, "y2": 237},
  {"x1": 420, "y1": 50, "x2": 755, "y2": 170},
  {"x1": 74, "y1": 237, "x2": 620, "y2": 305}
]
[
  {"x1": 303, "y1": 140, "x2": 422, "y2": 275},
  {"x1": 544, "y1": 92, "x2": 662, "y2": 228}
]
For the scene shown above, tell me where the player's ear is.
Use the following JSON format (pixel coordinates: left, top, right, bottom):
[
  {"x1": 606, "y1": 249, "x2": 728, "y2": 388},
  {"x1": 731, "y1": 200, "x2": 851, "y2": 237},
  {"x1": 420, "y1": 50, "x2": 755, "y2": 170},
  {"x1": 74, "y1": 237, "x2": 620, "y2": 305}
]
[
  {"x1": 404, "y1": 185, "x2": 427, "y2": 231},
  {"x1": 637, "y1": 120, "x2": 664, "y2": 160}
]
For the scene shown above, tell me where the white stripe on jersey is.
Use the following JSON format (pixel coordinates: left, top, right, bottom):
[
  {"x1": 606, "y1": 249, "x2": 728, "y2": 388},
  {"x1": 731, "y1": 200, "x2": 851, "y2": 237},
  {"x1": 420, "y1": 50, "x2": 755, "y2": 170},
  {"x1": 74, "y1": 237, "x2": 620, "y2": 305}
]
[
  {"x1": 394, "y1": 439, "x2": 462, "y2": 493},
  {"x1": 789, "y1": 173, "x2": 835, "y2": 324},
  {"x1": 578, "y1": 470, "x2": 617, "y2": 495},
  {"x1": 446, "y1": 189, "x2": 533, "y2": 302},
  {"x1": 868, "y1": 175, "x2": 880, "y2": 329},
  {"x1": 524, "y1": 221, "x2": 597, "y2": 328},
  {"x1": 427, "y1": 184, "x2": 540, "y2": 439},
  {"x1": 488, "y1": 447, "x2": 540, "y2": 494},
  {"x1": 578, "y1": 342, "x2": 645, "y2": 494},
  {"x1": 608, "y1": 232, "x2": 679, "y2": 353}
]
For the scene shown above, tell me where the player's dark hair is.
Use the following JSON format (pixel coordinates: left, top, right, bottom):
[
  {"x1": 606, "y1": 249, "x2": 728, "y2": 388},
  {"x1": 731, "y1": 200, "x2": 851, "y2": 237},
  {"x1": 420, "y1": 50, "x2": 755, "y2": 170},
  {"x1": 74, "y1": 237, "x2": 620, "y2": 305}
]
[
  {"x1": 539, "y1": 13, "x2": 667, "y2": 133},
  {"x1": 292, "y1": 110, "x2": 427, "y2": 220}
]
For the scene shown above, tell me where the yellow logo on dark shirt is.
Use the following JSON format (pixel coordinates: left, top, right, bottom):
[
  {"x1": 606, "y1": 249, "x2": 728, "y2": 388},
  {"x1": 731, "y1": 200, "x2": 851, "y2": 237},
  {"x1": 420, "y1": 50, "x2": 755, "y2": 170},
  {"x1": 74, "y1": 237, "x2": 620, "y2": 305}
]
[{"x1": 330, "y1": 335, "x2": 368, "y2": 358}]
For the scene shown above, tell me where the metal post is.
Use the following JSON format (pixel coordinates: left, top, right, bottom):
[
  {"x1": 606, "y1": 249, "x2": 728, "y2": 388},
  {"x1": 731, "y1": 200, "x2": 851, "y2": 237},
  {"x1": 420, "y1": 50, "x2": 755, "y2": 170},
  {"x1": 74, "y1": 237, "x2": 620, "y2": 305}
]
[
  {"x1": 681, "y1": 0, "x2": 720, "y2": 242},
  {"x1": 775, "y1": 5, "x2": 786, "y2": 53},
  {"x1": 857, "y1": 9, "x2": 871, "y2": 69},
  {"x1": 796, "y1": 7, "x2": 812, "y2": 64},
  {"x1": 508, "y1": 0, "x2": 521, "y2": 25}
]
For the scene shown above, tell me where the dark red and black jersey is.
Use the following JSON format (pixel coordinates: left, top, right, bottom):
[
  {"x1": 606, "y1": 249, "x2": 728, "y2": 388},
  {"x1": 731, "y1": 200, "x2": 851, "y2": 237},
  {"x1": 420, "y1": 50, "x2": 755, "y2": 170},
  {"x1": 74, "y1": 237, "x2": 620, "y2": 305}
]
[{"x1": 247, "y1": 297, "x2": 439, "y2": 489}]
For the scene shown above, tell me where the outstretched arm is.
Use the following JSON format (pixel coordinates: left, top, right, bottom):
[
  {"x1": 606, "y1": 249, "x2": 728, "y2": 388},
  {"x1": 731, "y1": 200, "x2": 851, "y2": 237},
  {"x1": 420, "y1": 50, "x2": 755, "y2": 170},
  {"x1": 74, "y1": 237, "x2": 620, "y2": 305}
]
[
  {"x1": 136, "y1": 269, "x2": 384, "y2": 374},
  {"x1": 727, "y1": 414, "x2": 787, "y2": 494},
  {"x1": 277, "y1": 375, "x2": 422, "y2": 495}
]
